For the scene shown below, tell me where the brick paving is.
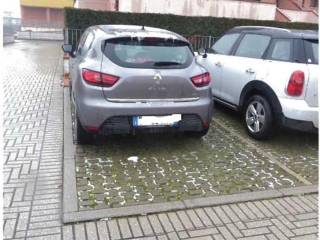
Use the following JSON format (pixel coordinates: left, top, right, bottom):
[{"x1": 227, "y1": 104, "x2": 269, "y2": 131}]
[{"x1": 3, "y1": 41, "x2": 319, "y2": 240}]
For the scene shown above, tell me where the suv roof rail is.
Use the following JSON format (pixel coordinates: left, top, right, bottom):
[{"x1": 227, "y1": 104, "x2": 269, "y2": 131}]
[{"x1": 234, "y1": 26, "x2": 291, "y2": 32}]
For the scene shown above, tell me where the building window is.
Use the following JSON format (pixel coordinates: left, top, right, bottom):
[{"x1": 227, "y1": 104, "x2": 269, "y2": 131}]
[{"x1": 310, "y1": 0, "x2": 318, "y2": 7}]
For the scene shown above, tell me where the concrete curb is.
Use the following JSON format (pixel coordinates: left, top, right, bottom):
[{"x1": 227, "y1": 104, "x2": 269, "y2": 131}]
[
  {"x1": 63, "y1": 88, "x2": 78, "y2": 215},
  {"x1": 62, "y1": 88, "x2": 318, "y2": 223}
]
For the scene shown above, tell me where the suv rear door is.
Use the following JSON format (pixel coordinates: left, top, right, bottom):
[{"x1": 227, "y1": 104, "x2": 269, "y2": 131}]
[
  {"x1": 220, "y1": 33, "x2": 271, "y2": 105},
  {"x1": 197, "y1": 32, "x2": 241, "y2": 99}
]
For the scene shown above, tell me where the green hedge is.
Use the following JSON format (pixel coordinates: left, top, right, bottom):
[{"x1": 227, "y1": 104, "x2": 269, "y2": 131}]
[{"x1": 64, "y1": 7, "x2": 317, "y2": 37}]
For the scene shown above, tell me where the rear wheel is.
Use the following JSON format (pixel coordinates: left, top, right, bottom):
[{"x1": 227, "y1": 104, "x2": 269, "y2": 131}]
[
  {"x1": 74, "y1": 116, "x2": 94, "y2": 144},
  {"x1": 71, "y1": 103, "x2": 94, "y2": 144},
  {"x1": 244, "y1": 95, "x2": 273, "y2": 140}
]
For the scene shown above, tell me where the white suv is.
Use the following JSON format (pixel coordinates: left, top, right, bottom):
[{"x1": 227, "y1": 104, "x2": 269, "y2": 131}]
[{"x1": 197, "y1": 26, "x2": 318, "y2": 139}]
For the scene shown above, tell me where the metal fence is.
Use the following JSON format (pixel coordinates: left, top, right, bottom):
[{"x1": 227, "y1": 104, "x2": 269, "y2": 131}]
[
  {"x1": 18, "y1": 31, "x2": 64, "y2": 41},
  {"x1": 64, "y1": 28, "x2": 215, "y2": 50}
]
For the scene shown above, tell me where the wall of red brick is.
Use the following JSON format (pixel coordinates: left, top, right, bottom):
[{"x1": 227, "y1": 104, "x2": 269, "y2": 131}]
[
  {"x1": 275, "y1": 8, "x2": 290, "y2": 21},
  {"x1": 277, "y1": 0, "x2": 301, "y2": 10}
]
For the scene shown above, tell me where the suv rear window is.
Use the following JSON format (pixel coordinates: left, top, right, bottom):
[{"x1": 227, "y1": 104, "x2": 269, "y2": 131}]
[
  {"x1": 103, "y1": 37, "x2": 193, "y2": 69},
  {"x1": 266, "y1": 39, "x2": 292, "y2": 62},
  {"x1": 304, "y1": 39, "x2": 318, "y2": 64}
]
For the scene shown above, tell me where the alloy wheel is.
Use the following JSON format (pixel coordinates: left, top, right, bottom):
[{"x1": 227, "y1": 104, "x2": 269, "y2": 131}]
[{"x1": 245, "y1": 101, "x2": 266, "y2": 133}]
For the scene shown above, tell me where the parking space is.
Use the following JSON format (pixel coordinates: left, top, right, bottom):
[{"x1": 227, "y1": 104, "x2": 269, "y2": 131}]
[
  {"x1": 3, "y1": 40, "x2": 318, "y2": 240},
  {"x1": 75, "y1": 104, "x2": 317, "y2": 210}
]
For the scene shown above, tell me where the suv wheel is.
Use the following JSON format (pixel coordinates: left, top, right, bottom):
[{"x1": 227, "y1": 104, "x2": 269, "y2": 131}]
[{"x1": 244, "y1": 95, "x2": 273, "y2": 140}]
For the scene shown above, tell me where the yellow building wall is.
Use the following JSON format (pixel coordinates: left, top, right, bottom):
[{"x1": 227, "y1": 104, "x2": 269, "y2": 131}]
[{"x1": 20, "y1": 0, "x2": 74, "y2": 9}]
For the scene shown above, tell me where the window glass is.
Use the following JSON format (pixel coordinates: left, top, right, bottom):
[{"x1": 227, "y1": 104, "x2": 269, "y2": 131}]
[
  {"x1": 269, "y1": 39, "x2": 292, "y2": 61},
  {"x1": 235, "y1": 34, "x2": 271, "y2": 59},
  {"x1": 77, "y1": 31, "x2": 88, "y2": 52},
  {"x1": 81, "y1": 32, "x2": 94, "y2": 56},
  {"x1": 211, "y1": 33, "x2": 240, "y2": 55},
  {"x1": 104, "y1": 37, "x2": 193, "y2": 69},
  {"x1": 305, "y1": 40, "x2": 318, "y2": 64}
]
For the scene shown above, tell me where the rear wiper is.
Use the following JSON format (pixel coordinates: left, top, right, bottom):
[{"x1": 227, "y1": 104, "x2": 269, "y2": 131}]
[{"x1": 153, "y1": 61, "x2": 182, "y2": 66}]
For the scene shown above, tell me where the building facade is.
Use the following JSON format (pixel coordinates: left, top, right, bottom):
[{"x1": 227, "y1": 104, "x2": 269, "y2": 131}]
[
  {"x1": 20, "y1": 0, "x2": 74, "y2": 29},
  {"x1": 75, "y1": 0, "x2": 318, "y2": 23},
  {"x1": 74, "y1": 0, "x2": 118, "y2": 11}
]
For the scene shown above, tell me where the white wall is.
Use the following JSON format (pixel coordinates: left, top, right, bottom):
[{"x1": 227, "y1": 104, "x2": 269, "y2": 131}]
[{"x1": 119, "y1": 0, "x2": 276, "y2": 20}]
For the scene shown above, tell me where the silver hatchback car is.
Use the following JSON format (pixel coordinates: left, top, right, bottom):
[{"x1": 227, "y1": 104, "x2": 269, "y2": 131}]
[{"x1": 63, "y1": 25, "x2": 213, "y2": 144}]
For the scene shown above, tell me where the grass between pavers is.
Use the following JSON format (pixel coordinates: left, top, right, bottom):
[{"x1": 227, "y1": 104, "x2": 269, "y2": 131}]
[{"x1": 63, "y1": 88, "x2": 318, "y2": 223}]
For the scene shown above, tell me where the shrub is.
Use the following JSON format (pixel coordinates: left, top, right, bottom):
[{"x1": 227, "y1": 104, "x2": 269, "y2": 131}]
[{"x1": 64, "y1": 7, "x2": 317, "y2": 37}]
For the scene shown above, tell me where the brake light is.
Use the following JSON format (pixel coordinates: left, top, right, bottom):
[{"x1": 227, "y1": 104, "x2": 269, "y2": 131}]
[
  {"x1": 82, "y1": 69, "x2": 119, "y2": 87},
  {"x1": 191, "y1": 72, "x2": 211, "y2": 87},
  {"x1": 287, "y1": 70, "x2": 304, "y2": 96}
]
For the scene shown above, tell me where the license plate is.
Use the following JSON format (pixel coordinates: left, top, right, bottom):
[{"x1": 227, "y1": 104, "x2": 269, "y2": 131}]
[{"x1": 133, "y1": 114, "x2": 181, "y2": 127}]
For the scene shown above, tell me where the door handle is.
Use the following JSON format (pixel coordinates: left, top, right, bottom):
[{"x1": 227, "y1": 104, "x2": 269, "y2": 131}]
[
  {"x1": 215, "y1": 62, "x2": 222, "y2": 67},
  {"x1": 246, "y1": 68, "x2": 255, "y2": 74}
]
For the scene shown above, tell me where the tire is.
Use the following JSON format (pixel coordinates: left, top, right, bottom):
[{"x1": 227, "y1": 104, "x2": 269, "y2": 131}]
[
  {"x1": 72, "y1": 103, "x2": 94, "y2": 144},
  {"x1": 74, "y1": 116, "x2": 94, "y2": 144},
  {"x1": 185, "y1": 128, "x2": 209, "y2": 138},
  {"x1": 244, "y1": 95, "x2": 273, "y2": 140}
]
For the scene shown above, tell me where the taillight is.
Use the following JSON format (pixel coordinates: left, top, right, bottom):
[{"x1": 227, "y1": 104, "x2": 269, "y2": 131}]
[
  {"x1": 191, "y1": 72, "x2": 211, "y2": 87},
  {"x1": 287, "y1": 70, "x2": 304, "y2": 96},
  {"x1": 82, "y1": 69, "x2": 119, "y2": 87}
]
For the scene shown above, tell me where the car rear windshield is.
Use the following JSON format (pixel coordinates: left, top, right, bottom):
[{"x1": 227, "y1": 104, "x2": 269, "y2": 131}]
[
  {"x1": 103, "y1": 37, "x2": 193, "y2": 69},
  {"x1": 304, "y1": 39, "x2": 318, "y2": 64}
]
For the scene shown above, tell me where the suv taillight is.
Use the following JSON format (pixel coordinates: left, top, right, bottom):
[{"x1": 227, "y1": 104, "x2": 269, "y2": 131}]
[
  {"x1": 287, "y1": 70, "x2": 304, "y2": 96},
  {"x1": 191, "y1": 72, "x2": 211, "y2": 87},
  {"x1": 82, "y1": 69, "x2": 119, "y2": 87}
]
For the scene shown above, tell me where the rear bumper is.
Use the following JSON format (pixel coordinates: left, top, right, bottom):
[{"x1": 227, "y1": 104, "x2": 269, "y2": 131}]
[
  {"x1": 76, "y1": 96, "x2": 213, "y2": 133},
  {"x1": 279, "y1": 98, "x2": 318, "y2": 131}
]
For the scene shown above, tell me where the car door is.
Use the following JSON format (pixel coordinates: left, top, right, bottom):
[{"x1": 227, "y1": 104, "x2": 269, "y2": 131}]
[
  {"x1": 197, "y1": 32, "x2": 241, "y2": 99},
  {"x1": 220, "y1": 33, "x2": 271, "y2": 105}
]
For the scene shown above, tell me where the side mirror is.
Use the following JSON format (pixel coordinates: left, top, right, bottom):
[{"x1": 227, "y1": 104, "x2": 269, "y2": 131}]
[
  {"x1": 62, "y1": 44, "x2": 75, "y2": 57},
  {"x1": 198, "y1": 47, "x2": 207, "y2": 58}
]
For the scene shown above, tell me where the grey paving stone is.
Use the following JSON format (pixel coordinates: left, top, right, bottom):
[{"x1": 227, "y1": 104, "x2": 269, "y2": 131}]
[
  {"x1": 186, "y1": 209, "x2": 204, "y2": 228},
  {"x1": 118, "y1": 219, "x2": 132, "y2": 239},
  {"x1": 213, "y1": 206, "x2": 232, "y2": 224},
  {"x1": 62, "y1": 225, "x2": 74, "y2": 240},
  {"x1": 128, "y1": 218, "x2": 143, "y2": 238},
  {"x1": 4, "y1": 218, "x2": 17, "y2": 239},
  {"x1": 194, "y1": 208, "x2": 213, "y2": 227},
  {"x1": 291, "y1": 234, "x2": 319, "y2": 240},
  {"x1": 218, "y1": 226, "x2": 235, "y2": 240},
  {"x1": 108, "y1": 220, "x2": 121, "y2": 240},
  {"x1": 74, "y1": 224, "x2": 86, "y2": 240},
  {"x1": 177, "y1": 211, "x2": 194, "y2": 229},
  {"x1": 158, "y1": 213, "x2": 174, "y2": 233},
  {"x1": 226, "y1": 223, "x2": 243, "y2": 238},
  {"x1": 167, "y1": 213, "x2": 185, "y2": 232},
  {"x1": 293, "y1": 226, "x2": 318, "y2": 236},
  {"x1": 148, "y1": 215, "x2": 164, "y2": 234},
  {"x1": 85, "y1": 222, "x2": 98, "y2": 240},
  {"x1": 188, "y1": 227, "x2": 219, "y2": 237},
  {"x1": 96, "y1": 221, "x2": 110, "y2": 240},
  {"x1": 138, "y1": 216, "x2": 154, "y2": 236}
]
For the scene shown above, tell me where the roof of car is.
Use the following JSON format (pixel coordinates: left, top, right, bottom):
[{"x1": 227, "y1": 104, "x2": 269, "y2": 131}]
[
  {"x1": 228, "y1": 26, "x2": 318, "y2": 40},
  {"x1": 90, "y1": 24, "x2": 189, "y2": 43}
]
